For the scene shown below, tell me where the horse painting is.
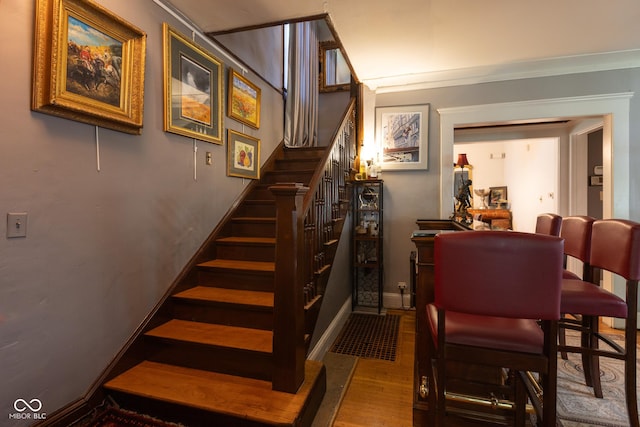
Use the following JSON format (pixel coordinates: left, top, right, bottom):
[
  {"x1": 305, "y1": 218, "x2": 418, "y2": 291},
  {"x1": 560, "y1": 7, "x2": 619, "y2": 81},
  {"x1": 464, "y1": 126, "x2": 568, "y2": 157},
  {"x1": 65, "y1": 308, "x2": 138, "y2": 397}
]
[{"x1": 65, "y1": 17, "x2": 122, "y2": 107}]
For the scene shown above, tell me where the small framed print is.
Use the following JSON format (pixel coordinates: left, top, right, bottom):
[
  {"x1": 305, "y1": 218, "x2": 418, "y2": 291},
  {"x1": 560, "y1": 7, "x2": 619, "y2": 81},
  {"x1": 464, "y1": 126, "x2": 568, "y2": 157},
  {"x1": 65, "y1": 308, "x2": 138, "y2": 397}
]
[
  {"x1": 489, "y1": 186, "x2": 508, "y2": 208},
  {"x1": 227, "y1": 69, "x2": 261, "y2": 129},
  {"x1": 227, "y1": 129, "x2": 260, "y2": 180}
]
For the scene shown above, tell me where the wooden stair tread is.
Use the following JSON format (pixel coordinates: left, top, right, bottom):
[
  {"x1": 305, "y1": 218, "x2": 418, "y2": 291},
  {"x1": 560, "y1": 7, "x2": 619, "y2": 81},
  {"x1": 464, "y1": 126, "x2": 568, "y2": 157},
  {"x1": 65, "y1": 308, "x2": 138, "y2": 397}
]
[
  {"x1": 216, "y1": 236, "x2": 276, "y2": 245},
  {"x1": 104, "y1": 360, "x2": 325, "y2": 426},
  {"x1": 146, "y1": 319, "x2": 272, "y2": 352},
  {"x1": 174, "y1": 286, "x2": 274, "y2": 308},
  {"x1": 198, "y1": 259, "x2": 275, "y2": 272}
]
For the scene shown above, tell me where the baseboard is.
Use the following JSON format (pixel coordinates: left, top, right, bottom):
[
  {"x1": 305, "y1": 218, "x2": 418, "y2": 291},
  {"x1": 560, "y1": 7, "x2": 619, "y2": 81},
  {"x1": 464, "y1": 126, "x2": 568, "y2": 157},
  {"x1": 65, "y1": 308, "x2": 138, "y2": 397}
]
[
  {"x1": 383, "y1": 291, "x2": 413, "y2": 310},
  {"x1": 307, "y1": 296, "x2": 352, "y2": 361}
]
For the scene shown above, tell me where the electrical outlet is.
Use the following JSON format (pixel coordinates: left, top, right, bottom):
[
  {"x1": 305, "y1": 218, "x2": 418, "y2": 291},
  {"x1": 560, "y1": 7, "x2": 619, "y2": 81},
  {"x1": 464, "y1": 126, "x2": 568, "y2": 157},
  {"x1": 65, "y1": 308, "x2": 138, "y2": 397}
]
[{"x1": 397, "y1": 281, "x2": 406, "y2": 290}]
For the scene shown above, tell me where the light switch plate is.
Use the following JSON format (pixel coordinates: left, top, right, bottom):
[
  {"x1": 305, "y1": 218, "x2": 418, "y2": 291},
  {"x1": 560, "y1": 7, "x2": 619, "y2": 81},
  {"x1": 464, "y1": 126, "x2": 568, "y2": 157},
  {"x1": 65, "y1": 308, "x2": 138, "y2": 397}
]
[{"x1": 7, "y1": 213, "x2": 27, "y2": 238}]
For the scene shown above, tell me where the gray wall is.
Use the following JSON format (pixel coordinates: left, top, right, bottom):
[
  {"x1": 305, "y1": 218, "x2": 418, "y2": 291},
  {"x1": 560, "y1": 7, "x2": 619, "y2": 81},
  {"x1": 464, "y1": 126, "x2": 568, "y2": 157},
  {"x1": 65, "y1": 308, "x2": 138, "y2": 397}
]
[
  {"x1": 373, "y1": 69, "x2": 640, "y2": 298},
  {"x1": 4, "y1": 0, "x2": 640, "y2": 423},
  {"x1": 0, "y1": 0, "x2": 284, "y2": 423}
]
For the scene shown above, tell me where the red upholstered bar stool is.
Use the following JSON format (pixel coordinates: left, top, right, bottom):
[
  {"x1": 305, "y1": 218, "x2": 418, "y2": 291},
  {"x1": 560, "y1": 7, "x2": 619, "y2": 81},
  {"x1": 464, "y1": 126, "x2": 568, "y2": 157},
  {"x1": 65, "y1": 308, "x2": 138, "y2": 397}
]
[
  {"x1": 558, "y1": 219, "x2": 640, "y2": 427},
  {"x1": 557, "y1": 216, "x2": 595, "y2": 359},
  {"x1": 535, "y1": 213, "x2": 562, "y2": 236},
  {"x1": 426, "y1": 231, "x2": 563, "y2": 427}
]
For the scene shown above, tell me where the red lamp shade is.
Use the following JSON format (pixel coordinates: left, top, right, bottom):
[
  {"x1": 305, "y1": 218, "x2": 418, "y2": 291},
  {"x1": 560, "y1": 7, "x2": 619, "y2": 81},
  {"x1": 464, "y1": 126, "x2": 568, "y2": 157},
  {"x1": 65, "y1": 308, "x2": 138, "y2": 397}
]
[{"x1": 456, "y1": 153, "x2": 470, "y2": 168}]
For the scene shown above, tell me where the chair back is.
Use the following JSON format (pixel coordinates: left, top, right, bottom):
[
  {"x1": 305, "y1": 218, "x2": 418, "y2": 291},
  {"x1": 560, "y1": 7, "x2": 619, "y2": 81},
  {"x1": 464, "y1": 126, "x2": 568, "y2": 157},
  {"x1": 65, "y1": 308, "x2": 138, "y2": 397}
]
[
  {"x1": 590, "y1": 219, "x2": 640, "y2": 281},
  {"x1": 434, "y1": 231, "x2": 563, "y2": 320},
  {"x1": 560, "y1": 216, "x2": 595, "y2": 262},
  {"x1": 535, "y1": 213, "x2": 562, "y2": 236}
]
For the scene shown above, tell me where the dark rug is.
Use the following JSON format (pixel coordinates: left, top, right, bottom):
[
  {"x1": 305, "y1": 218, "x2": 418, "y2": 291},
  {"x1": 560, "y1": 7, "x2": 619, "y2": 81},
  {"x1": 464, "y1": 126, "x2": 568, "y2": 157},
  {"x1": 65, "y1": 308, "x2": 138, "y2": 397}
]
[
  {"x1": 330, "y1": 313, "x2": 400, "y2": 361},
  {"x1": 72, "y1": 405, "x2": 186, "y2": 427}
]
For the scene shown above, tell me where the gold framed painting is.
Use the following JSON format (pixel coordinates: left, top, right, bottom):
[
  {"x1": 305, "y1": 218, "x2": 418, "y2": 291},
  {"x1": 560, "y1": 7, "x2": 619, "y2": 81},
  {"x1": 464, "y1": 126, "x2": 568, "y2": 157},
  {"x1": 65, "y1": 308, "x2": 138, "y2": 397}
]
[
  {"x1": 32, "y1": 0, "x2": 147, "y2": 135},
  {"x1": 163, "y1": 24, "x2": 223, "y2": 144},
  {"x1": 227, "y1": 129, "x2": 260, "y2": 180},
  {"x1": 227, "y1": 68, "x2": 260, "y2": 129}
]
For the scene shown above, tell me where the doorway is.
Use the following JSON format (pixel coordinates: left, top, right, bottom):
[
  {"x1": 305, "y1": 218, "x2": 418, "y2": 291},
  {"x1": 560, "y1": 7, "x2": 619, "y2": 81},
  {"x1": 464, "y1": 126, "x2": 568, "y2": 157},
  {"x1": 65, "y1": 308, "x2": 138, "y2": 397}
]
[{"x1": 440, "y1": 93, "x2": 633, "y2": 325}]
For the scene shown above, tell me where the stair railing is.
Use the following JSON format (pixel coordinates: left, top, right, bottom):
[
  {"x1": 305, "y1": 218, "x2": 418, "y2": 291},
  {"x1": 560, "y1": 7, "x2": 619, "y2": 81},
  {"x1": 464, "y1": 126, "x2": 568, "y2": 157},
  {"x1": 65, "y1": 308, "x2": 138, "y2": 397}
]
[{"x1": 270, "y1": 99, "x2": 356, "y2": 392}]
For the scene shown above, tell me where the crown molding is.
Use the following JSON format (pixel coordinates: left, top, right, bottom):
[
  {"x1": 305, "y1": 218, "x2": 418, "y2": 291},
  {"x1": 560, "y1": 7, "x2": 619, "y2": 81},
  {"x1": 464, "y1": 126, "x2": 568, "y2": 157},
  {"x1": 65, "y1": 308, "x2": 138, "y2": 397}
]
[{"x1": 366, "y1": 49, "x2": 640, "y2": 93}]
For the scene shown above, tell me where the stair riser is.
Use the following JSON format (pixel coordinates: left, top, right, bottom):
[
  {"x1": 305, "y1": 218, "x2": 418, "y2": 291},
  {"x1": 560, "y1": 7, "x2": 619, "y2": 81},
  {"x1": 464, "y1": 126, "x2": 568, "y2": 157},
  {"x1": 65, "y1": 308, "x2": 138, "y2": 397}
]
[
  {"x1": 245, "y1": 186, "x2": 276, "y2": 200},
  {"x1": 262, "y1": 171, "x2": 313, "y2": 185},
  {"x1": 215, "y1": 244, "x2": 275, "y2": 262},
  {"x1": 171, "y1": 302, "x2": 273, "y2": 330},
  {"x1": 282, "y1": 147, "x2": 324, "y2": 161},
  {"x1": 235, "y1": 203, "x2": 276, "y2": 217},
  {"x1": 275, "y1": 159, "x2": 321, "y2": 171},
  {"x1": 144, "y1": 339, "x2": 273, "y2": 381},
  {"x1": 197, "y1": 270, "x2": 274, "y2": 292},
  {"x1": 230, "y1": 221, "x2": 275, "y2": 237},
  {"x1": 103, "y1": 391, "x2": 269, "y2": 427}
]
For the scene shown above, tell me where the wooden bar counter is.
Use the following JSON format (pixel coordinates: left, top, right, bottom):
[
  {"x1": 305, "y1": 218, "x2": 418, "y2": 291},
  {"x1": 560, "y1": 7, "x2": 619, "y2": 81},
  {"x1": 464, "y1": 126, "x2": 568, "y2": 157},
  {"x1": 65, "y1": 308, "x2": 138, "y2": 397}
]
[{"x1": 411, "y1": 219, "x2": 517, "y2": 426}]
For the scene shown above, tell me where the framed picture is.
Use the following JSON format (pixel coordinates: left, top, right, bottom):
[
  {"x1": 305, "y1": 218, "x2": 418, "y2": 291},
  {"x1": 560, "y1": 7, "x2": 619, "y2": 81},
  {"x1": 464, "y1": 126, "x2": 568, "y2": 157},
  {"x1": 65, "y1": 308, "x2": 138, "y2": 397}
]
[
  {"x1": 163, "y1": 24, "x2": 223, "y2": 144},
  {"x1": 32, "y1": 0, "x2": 147, "y2": 135},
  {"x1": 489, "y1": 186, "x2": 508, "y2": 208},
  {"x1": 227, "y1": 69, "x2": 261, "y2": 129},
  {"x1": 318, "y1": 41, "x2": 351, "y2": 93},
  {"x1": 227, "y1": 129, "x2": 260, "y2": 179},
  {"x1": 375, "y1": 104, "x2": 429, "y2": 170}
]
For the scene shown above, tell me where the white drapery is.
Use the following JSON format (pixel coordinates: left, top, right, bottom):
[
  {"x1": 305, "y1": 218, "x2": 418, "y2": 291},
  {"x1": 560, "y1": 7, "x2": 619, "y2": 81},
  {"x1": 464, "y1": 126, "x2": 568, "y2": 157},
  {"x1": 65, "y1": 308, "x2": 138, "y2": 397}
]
[{"x1": 284, "y1": 21, "x2": 318, "y2": 147}]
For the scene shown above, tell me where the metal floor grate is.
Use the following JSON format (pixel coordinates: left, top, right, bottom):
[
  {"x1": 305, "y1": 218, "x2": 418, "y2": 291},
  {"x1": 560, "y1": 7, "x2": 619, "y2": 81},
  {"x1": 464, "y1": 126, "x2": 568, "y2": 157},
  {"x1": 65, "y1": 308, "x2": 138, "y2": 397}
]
[{"x1": 330, "y1": 313, "x2": 400, "y2": 361}]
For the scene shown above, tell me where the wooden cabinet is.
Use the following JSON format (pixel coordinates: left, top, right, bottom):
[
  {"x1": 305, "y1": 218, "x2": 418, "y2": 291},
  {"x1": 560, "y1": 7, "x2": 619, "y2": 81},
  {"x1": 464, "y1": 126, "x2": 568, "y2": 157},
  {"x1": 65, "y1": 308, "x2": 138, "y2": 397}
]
[
  {"x1": 467, "y1": 208, "x2": 512, "y2": 230},
  {"x1": 352, "y1": 180, "x2": 384, "y2": 313}
]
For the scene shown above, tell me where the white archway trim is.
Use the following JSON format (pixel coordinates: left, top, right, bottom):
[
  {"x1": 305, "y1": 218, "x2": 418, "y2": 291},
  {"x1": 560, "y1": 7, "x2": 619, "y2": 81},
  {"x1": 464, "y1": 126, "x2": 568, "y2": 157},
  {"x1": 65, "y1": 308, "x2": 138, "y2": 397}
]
[{"x1": 438, "y1": 93, "x2": 633, "y2": 220}]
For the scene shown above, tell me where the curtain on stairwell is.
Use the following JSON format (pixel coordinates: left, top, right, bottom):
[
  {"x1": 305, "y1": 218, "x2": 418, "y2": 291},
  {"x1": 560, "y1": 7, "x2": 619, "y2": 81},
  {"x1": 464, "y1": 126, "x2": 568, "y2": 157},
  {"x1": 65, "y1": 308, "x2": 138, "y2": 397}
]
[{"x1": 284, "y1": 21, "x2": 318, "y2": 147}]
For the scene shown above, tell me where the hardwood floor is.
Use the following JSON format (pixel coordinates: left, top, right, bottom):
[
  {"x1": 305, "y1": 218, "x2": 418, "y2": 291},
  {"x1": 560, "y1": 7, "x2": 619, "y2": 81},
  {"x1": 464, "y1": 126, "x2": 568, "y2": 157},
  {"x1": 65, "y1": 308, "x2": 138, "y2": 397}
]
[
  {"x1": 329, "y1": 309, "x2": 630, "y2": 427},
  {"x1": 332, "y1": 309, "x2": 415, "y2": 427}
]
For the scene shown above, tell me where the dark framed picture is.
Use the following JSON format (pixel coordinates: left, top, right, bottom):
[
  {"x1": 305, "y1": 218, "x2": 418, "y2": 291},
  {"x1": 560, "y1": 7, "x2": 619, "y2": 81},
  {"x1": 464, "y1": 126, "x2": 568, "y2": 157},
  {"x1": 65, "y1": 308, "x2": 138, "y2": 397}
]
[
  {"x1": 227, "y1": 69, "x2": 261, "y2": 129},
  {"x1": 163, "y1": 24, "x2": 223, "y2": 144},
  {"x1": 489, "y1": 186, "x2": 508, "y2": 208},
  {"x1": 227, "y1": 129, "x2": 260, "y2": 179},
  {"x1": 375, "y1": 104, "x2": 429, "y2": 170},
  {"x1": 32, "y1": 0, "x2": 147, "y2": 134}
]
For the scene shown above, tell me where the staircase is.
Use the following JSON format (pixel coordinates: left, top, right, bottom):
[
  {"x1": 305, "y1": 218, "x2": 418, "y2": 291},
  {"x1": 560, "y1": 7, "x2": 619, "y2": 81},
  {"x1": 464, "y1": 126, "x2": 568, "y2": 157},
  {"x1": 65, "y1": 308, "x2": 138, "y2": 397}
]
[{"x1": 99, "y1": 102, "x2": 357, "y2": 427}]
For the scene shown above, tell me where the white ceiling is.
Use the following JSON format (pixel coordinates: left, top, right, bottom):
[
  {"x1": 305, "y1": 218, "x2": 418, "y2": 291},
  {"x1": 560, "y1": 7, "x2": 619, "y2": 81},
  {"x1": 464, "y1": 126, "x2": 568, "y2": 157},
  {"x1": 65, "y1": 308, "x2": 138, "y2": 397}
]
[{"x1": 165, "y1": 0, "x2": 640, "y2": 90}]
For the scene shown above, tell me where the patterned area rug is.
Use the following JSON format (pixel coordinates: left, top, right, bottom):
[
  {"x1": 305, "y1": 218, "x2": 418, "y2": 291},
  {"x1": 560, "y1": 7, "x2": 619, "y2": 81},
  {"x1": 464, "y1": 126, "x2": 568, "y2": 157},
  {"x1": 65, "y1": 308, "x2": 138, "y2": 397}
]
[
  {"x1": 330, "y1": 313, "x2": 400, "y2": 361},
  {"x1": 557, "y1": 331, "x2": 639, "y2": 427},
  {"x1": 71, "y1": 404, "x2": 186, "y2": 427}
]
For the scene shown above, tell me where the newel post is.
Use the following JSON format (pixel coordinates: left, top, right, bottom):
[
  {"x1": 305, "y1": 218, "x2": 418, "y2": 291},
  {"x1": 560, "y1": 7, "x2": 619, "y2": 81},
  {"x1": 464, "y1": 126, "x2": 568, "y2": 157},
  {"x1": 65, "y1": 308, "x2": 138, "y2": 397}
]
[{"x1": 270, "y1": 183, "x2": 309, "y2": 392}]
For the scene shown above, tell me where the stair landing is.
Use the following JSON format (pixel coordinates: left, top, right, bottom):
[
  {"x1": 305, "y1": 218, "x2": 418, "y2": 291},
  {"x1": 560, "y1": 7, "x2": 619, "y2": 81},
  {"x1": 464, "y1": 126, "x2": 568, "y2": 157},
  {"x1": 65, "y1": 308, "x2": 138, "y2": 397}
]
[{"x1": 104, "y1": 360, "x2": 326, "y2": 426}]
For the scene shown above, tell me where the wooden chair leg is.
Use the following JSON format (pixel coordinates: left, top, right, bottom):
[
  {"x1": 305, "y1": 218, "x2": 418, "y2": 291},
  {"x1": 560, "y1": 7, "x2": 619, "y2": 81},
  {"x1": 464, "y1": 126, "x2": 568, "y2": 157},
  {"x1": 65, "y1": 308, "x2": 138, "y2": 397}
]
[
  {"x1": 513, "y1": 370, "x2": 526, "y2": 427},
  {"x1": 585, "y1": 317, "x2": 603, "y2": 398},
  {"x1": 427, "y1": 359, "x2": 437, "y2": 426},
  {"x1": 541, "y1": 370, "x2": 557, "y2": 427},
  {"x1": 559, "y1": 315, "x2": 568, "y2": 360},
  {"x1": 435, "y1": 357, "x2": 446, "y2": 427}
]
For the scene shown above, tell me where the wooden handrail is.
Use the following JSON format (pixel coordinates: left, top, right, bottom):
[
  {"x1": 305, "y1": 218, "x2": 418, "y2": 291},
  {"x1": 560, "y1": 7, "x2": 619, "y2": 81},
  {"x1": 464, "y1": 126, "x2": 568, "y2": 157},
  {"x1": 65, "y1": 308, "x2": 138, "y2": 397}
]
[{"x1": 269, "y1": 99, "x2": 356, "y2": 392}]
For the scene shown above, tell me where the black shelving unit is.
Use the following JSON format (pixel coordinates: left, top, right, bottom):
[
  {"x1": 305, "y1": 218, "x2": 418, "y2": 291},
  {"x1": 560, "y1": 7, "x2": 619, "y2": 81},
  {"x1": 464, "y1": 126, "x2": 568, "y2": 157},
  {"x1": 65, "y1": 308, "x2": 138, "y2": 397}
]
[{"x1": 352, "y1": 179, "x2": 384, "y2": 313}]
